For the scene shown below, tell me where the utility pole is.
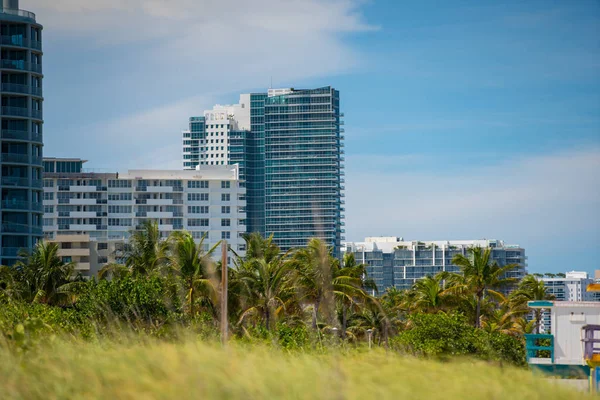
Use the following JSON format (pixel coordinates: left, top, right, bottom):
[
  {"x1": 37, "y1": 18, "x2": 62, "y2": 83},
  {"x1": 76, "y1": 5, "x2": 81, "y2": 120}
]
[{"x1": 220, "y1": 240, "x2": 228, "y2": 345}]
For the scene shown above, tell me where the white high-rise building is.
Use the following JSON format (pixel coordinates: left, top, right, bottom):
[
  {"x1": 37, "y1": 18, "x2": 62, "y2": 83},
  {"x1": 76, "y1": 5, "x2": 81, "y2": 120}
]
[
  {"x1": 182, "y1": 96, "x2": 251, "y2": 169},
  {"x1": 43, "y1": 158, "x2": 246, "y2": 276},
  {"x1": 342, "y1": 237, "x2": 527, "y2": 293}
]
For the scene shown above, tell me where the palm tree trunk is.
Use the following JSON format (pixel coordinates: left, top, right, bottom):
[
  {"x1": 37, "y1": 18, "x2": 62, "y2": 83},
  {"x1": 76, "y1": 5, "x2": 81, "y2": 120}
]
[
  {"x1": 475, "y1": 292, "x2": 482, "y2": 328},
  {"x1": 265, "y1": 306, "x2": 271, "y2": 331},
  {"x1": 312, "y1": 298, "x2": 321, "y2": 331},
  {"x1": 341, "y1": 304, "x2": 348, "y2": 339},
  {"x1": 189, "y1": 278, "x2": 195, "y2": 316}
]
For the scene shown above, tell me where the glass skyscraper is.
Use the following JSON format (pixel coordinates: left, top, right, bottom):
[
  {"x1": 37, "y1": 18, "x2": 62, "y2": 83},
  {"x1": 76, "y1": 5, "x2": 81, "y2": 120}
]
[
  {"x1": 0, "y1": 0, "x2": 44, "y2": 265},
  {"x1": 182, "y1": 87, "x2": 344, "y2": 254}
]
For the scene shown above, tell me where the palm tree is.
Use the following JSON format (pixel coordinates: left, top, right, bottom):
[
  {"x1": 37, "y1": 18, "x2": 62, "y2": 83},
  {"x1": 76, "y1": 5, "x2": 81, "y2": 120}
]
[
  {"x1": 411, "y1": 272, "x2": 449, "y2": 313},
  {"x1": 98, "y1": 263, "x2": 130, "y2": 280},
  {"x1": 123, "y1": 220, "x2": 170, "y2": 276},
  {"x1": 168, "y1": 231, "x2": 219, "y2": 316},
  {"x1": 293, "y1": 238, "x2": 336, "y2": 330},
  {"x1": 235, "y1": 250, "x2": 295, "y2": 330},
  {"x1": 449, "y1": 247, "x2": 519, "y2": 328},
  {"x1": 334, "y1": 253, "x2": 372, "y2": 338},
  {"x1": 15, "y1": 241, "x2": 78, "y2": 305},
  {"x1": 509, "y1": 275, "x2": 555, "y2": 334}
]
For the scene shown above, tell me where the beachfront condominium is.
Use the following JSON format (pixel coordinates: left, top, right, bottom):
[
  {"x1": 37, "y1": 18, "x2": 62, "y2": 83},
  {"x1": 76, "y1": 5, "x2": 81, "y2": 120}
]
[
  {"x1": 539, "y1": 271, "x2": 600, "y2": 333},
  {"x1": 182, "y1": 87, "x2": 344, "y2": 255},
  {"x1": 0, "y1": 0, "x2": 44, "y2": 265},
  {"x1": 43, "y1": 158, "x2": 246, "y2": 276},
  {"x1": 342, "y1": 237, "x2": 528, "y2": 294}
]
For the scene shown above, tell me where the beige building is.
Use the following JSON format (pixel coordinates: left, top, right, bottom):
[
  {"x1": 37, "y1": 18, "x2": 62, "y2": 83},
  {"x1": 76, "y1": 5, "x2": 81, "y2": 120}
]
[{"x1": 49, "y1": 234, "x2": 100, "y2": 276}]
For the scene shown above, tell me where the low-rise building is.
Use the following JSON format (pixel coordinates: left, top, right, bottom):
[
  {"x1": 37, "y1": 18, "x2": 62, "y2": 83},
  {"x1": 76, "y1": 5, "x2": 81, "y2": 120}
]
[
  {"x1": 43, "y1": 158, "x2": 246, "y2": 275},
  {"x1": 49, "y1": 234, "x2": 99, "y2": 276},
  {"x1": 342, "y1": 237, "x2": 527, "y2": 293},
  {"x1": 539, "y1": 271, "x2": 600, "y2": 333}
]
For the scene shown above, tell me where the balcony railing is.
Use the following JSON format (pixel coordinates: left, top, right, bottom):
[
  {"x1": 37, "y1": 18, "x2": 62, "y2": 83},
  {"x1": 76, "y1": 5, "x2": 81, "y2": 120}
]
[
  {"x1": 1, "y1": 129, "x2": 27, "y2": 140},
  {"x1": 0, "y1": 8, "x2": 36, "y2": 21},
  {"x1": 1, "y1": 199, "x2": 28, "y2": 210},
  {"x1": 2, "y1": 106, "x2": 28, "y2": 117},
  {"x1": 1, "y1": 247, "x2": 21, "y2": 257},
  {"x1": 31, "y1": 109, "x2": 42, "y2": 120},
  {"x1": 1, "y1": 83, "x2": 28, "y2": 94},
  {"x1": 0, "y1": 60, "x2": 41, "y2": 74},
  {"x1": 1, "y1": 152, "x2": 28, "y2": 163},
  {"x1": 1, "y1": 222, "x2": 40, "y2": 234}
]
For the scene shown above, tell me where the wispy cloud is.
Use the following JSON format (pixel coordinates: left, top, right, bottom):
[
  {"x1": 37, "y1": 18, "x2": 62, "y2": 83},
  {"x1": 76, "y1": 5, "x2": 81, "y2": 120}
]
[{"x1": 345, "y1": 148, "x2": 600, "y2": 272}]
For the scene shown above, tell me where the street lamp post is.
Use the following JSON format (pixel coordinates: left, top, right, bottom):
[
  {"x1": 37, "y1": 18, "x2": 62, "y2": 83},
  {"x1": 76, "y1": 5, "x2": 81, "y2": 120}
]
[{"x1": 367, "y1": 329, "x2": 373, "y2": 350}]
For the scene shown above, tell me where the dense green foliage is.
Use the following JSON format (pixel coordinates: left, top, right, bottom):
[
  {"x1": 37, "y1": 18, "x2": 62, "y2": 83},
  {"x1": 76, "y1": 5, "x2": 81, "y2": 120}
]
[{"x1": 0, "y1": 224, "x2": 552, "y2": 367}]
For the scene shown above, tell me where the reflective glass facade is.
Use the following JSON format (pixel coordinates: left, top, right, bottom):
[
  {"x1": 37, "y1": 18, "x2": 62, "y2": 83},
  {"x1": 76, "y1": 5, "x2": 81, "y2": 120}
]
[
  {"x1": 264, "y1": 87, "x2": 343, "y2": 254},
  {"x1": 182, "y1": 87, "x2": 344, "y2": 255},
  {"x1": 0, "y1": 4, "x2": 43, "y2": 265}
]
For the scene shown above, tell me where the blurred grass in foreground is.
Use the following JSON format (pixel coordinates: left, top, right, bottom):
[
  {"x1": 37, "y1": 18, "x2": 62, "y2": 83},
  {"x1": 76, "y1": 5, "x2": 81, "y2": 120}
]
[{"x1": 0, "y1": 339, "x2": 588, "y2": 400}]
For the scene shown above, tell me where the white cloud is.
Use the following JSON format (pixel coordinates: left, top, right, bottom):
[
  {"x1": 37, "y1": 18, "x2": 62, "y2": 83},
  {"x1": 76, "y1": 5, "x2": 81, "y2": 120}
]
[
  {"x1": 35, "y1": 0, "x2": 375, "y2": 167},
  {"x1": 344, "y1": 148, "x2": 600, "y2": 271}
]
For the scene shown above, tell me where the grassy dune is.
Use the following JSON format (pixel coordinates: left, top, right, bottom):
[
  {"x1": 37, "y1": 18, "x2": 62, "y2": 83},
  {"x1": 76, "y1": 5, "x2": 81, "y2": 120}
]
[{"x1": 0, "y1": 340, "x2": 588, "y2": 400}]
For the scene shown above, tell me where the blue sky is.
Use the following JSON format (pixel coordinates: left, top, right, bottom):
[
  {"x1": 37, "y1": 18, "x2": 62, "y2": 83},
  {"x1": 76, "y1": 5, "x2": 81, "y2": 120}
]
[{"x1": 29, "y1": 0, "x2": 599, "y2": 274}]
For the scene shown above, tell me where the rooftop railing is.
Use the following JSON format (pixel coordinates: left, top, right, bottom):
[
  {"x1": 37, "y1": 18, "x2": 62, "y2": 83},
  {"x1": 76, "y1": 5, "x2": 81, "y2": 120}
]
[{"x1": 0, "y1": 8, "x2": 36, "y2": 21}]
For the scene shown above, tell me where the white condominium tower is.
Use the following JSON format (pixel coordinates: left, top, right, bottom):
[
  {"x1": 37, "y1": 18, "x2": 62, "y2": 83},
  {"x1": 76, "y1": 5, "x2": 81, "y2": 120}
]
[{"x1": 42, "y1": 158, "x2": 246, "y2": 276}]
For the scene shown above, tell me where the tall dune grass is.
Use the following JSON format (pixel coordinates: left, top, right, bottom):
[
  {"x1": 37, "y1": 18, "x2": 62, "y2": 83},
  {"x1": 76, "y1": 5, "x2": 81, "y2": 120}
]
[{"x1": 0, "y1": 338, "x2": 588, "y2": 400}]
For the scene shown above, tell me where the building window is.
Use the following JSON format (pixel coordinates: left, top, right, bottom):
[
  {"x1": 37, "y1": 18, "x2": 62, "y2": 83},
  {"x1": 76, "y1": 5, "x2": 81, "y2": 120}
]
[
  {"x1": 43, "y1": 192, "x2": 54, "y2": 200},
  {"x1": 188, "y1": 218, "x2": 209, "y2": 227},
  {"x1": 43, "y1": 180, "x2": 54, "y2": 187},
  {"x1": 221, "y1": 181, "x2": 230, "y2": 189},
  {"x1": 98, "y1": 242, "x2": 108, "y2": 250},
  {"x1": 222, "y1": 231, "x2": 230, "y2": 239},
  {"x1": 43, "y1": 205, "x2": 54, "y2": 213},
  {"x1": 188, "y1": 193, "x2": 209, "y2": 201},
  {"x1": 108, "y1": 180, "x2": 132, "y2": 188},
  {"x1": 187, "y1": 180, "x2": 209, "y2": 189},
  {"x1": 188, "y1": 206, "x2": 209, "y2": 214},
  {"x1": 221, "y1": 219, "x2": 230, "y2": 227},
  {"x1": 221, "y1": 206, "x2": 230, "y2": 214}
]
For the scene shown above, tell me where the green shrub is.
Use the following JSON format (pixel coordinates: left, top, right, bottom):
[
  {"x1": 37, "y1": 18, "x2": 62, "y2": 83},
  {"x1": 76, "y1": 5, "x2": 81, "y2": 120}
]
[{"x1": 390, "y1": 312, "x2": 526, "y2": 366}]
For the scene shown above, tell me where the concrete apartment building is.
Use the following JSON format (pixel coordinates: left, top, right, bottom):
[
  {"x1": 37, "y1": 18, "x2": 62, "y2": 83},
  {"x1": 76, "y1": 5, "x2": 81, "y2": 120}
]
[
  {"x1": 342, "y1": 237, "x2": 527, "y2": 294},
  {"x1": 182, "y1": 87, "x2": 344, "y2": 255},
  {"x1": 0, "y1": 0, "x2": 44, "y2": 265},
  {"x1": 539, "y1": 271, "x2": 600, "y2": 333},
  {"x1": 42, "y1": 158, "x2": 246, "y2": 276}
]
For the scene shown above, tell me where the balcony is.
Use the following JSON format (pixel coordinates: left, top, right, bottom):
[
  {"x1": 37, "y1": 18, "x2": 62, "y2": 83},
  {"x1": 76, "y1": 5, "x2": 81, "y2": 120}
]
[
  {"x1": 1, "y1": 83, "x2": 28, "y2": 94},
  {"x1": 31, "y1": 109, "x2": 42, "y2": 120},
  {"x1": 31, "y1": 132, "x2": 42, "y2": 142},
  {"x1": 1, "y1": 106, "x2": 29, "y2": 118},
  {"x1": 31, "y1": 179, "x2": 42, "y2": 188},
  {"x1": 1, "y1": 152, "x2": 28, "y2": 163},
  {"x1": 0, "y1": 60, "x2": 41, "y2": 74},
  {"x1": 1, "y1": 222, "x2": 40, "y2": 234},
  {"x1": 1, "y1": 176, "x2": 28, "y2": 186},
  {"x1": 1, "y1": 130, "x2": 28, "y2": 140},
  {"x1": 0, "y1": 8, "x2": 36, "y2": 21},
  {"x1": 1, "y1": 199, "x2": 28, "y2": 210},
  {"x1": 1, "y1": 247, "x2": 20, "y2": 257}
]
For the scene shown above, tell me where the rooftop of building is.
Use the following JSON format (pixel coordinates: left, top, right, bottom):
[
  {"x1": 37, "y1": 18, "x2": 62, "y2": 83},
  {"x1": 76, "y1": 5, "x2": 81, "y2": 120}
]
[
  {"x1": 43, "y1": 158, "x2": 241, "y2": 181},
  {"x1": 0, "y1": 0, "x2": 37, "y2": 23},
  {"x1": 343, "y1": 237, "x2": 523, "y2": 253}
]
